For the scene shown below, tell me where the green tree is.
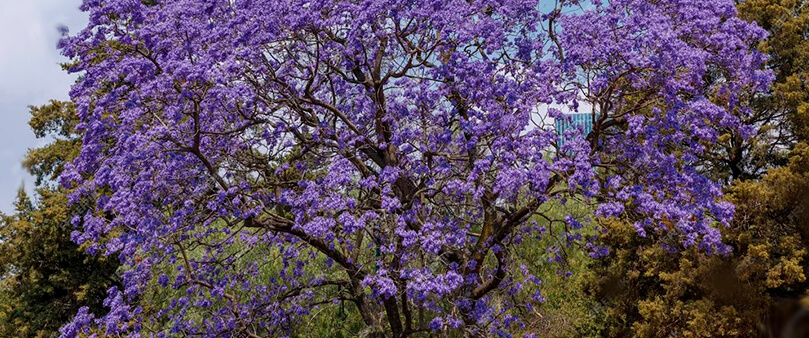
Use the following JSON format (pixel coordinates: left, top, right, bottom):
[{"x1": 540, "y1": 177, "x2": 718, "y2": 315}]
[{"x1": 0, "y1": 101, "x2": 119, "y2": 337}]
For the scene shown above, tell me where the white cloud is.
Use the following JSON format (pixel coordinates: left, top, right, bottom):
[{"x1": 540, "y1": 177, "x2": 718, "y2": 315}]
[{"x1": 0, "y1": 0, "x2": 87, "y2": 213}]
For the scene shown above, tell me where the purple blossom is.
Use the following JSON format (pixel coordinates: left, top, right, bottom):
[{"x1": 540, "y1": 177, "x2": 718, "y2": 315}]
[{"x1": 57, "y1": 0, "x2": 768, "y2": 336}]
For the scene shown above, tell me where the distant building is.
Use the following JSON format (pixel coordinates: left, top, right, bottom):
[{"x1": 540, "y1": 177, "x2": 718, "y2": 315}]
[{"x1": 555, "y1": 112, "x2": 595, "y2": 146}]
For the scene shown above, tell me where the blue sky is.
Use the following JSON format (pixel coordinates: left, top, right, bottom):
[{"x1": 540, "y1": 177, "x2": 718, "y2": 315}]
[{"x1": 0, "y1": 0, "x2": 87, "y2": 213}]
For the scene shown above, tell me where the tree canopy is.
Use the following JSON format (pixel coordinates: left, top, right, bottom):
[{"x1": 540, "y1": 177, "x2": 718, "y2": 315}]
[{"x1": 52, "y1": 0, "x2": 770, "y2": 337}]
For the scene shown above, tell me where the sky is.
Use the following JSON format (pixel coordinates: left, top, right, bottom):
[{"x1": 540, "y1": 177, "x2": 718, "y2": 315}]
[{"x1": 0, "y1": 0, "x2": 87, "y2": 214}]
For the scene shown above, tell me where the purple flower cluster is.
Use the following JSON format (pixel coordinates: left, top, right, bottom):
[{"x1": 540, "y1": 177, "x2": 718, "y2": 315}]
[{"x1": 58, "y1": 0, "x2": 768, "y2": 336}]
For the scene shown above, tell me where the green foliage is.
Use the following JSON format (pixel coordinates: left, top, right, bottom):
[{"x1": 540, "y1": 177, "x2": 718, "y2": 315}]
[
  {"x1": 507, "y1": 197, "x2": 604, "y2": 337},
  {"x1": 586, "y1": 219, "x2": 772, "y2": 337},
  {"x1": 738, "y1": 0, "x2": 809, "y2": 140},
  {"x1": 0, "y1": 101, "x2": 120, "y2": 337},
  {"x1": 23, "y1": 101, "x2": 81, "y2": 187}
]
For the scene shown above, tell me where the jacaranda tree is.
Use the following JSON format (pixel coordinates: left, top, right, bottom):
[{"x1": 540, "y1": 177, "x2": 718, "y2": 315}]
[{"x1": 58, "y1": 0, "x2": 771, "y2": 336}]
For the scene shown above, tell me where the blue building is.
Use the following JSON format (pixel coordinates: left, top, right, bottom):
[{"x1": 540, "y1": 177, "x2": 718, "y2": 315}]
[{"x1": 555, "y1": 113, "x2": 595, "y2": 147}]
